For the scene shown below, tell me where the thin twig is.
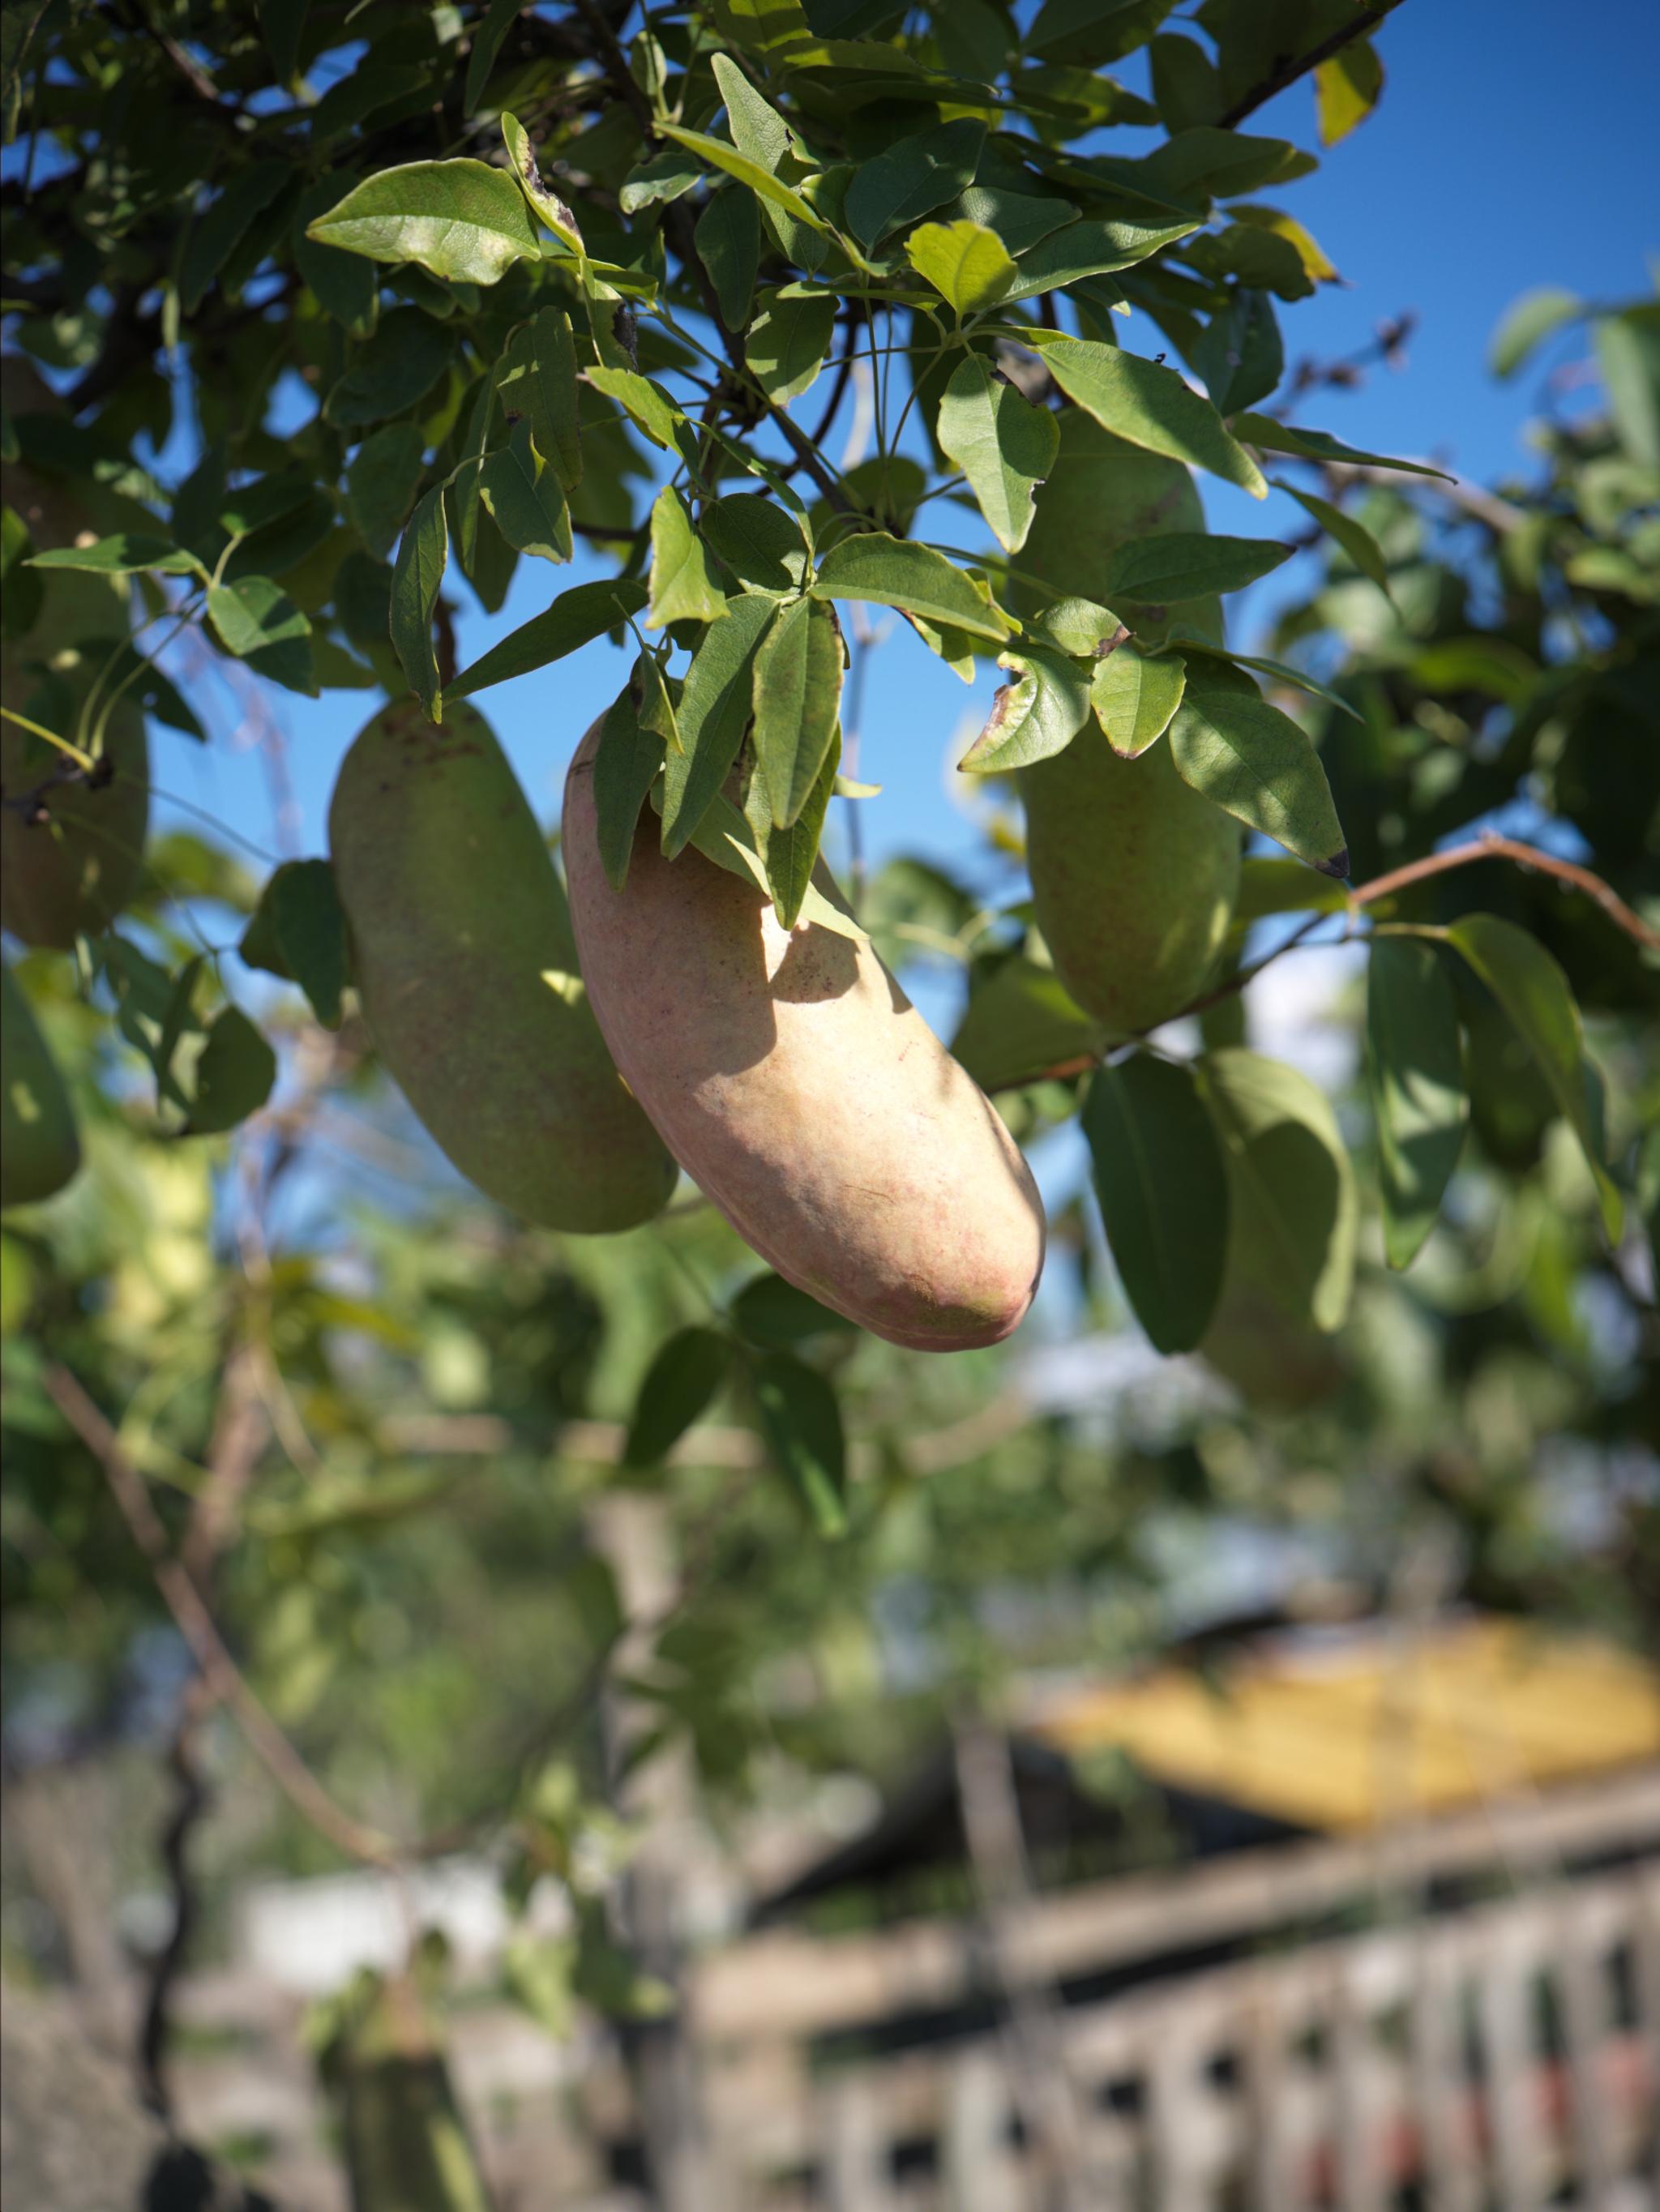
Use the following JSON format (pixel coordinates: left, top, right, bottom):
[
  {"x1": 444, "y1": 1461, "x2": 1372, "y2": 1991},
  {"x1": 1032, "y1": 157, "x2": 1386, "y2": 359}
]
[
  {"x1": 43, "y1": 1367, "x2": 400, "y2": 1868},
  {"x1": 1353, "y1": 830, "x2": 1660, "y2": 949},
  {"x1": 1217, "y1": 2, "x2": 1399, "y2": 130}
]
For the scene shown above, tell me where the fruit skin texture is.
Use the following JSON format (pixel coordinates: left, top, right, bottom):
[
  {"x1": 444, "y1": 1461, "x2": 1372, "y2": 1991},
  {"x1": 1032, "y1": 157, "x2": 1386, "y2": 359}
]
[
  {"x1": 1015, "y1": 411, "x2": 1240, "y2": 1038},
  {"x1": 2, "y1": 961, "x2": 80, "y2": 1209},
  {"x1": 2, "y1": 358, "x2": 150, "y2": 948},
  {"x1": 563, "y1": 721, "x2": 1046, "y2": 1352},
  {"x1": 329, "y1": 700, "x2": 677, "y2": 1234}
]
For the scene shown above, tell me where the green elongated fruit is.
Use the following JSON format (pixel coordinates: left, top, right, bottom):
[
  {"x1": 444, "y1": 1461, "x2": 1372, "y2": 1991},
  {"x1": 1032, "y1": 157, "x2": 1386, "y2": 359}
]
[
  {"x1": 2, "y1": 358, "x2": 151, "y2": 948},
  {"x1": 564, "y1": 721, "x2": 1045, "y2": 1351},
  {"x1": 329, "y1": 699, "x2": 676, "y2": 1233},
  {"x1": 2, "y1": 961, "x2": 80, "y2": 1209},
  {"x1": 1016, "y1": 411, "x2": 1240, "y2": 1038}
]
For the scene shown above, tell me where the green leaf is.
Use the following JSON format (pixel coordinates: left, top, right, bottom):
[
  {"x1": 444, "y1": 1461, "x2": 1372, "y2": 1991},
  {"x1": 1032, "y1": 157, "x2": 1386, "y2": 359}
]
[
  {"x1": 184, "y1": 1007, "x2": 276, "y2": 1137},
  {"x1": 464, "y1": 0, "x2": 521, "y2": 114},
  {"x1": 239, "y1": 859, "x2": 350, "y2": 1030},
  {"x1": 1489, "y1": 286, "x2": 1583, "y2": 380},
  {"x1": 620, "y1": 148, "x2": 704, "y2": 214},
  {"x1": 0, "y1": 507, "x2": 41, "y2": 636},
  {"x1": 592, "y1": 685, "x2": 666, "y2": 893},
  {"x1": 1026, "y1": 0, "x2": 1179, "y2": 66},
  {"x1": 448, "y1": 578, "x2": 648, "y2": 702},
  {"x1": 702, "y1": 494, "x2": 810, "y2": 593},
  {"x1": 1033, "y1": 598, "x2": 1120, "y2": 655},
  {"x1": 661, "y1": 593, "x2": 777, "y2": 856},
  {"x1": 1097, "y1": 531, "x2": 1291, "y2": 603},
  {"x1": 181, "y1": 162, "x2": 290, "y2": 314},
  {"x1": 1042, "y1": 338, "x2": 1267, "y2": 498},
  {"x1": 1276, "y1": 481, "x2": 1392, "y2": 598},
  {"x1": 747, "y1": 725, "x2": 840, "y2": 931},
  {"x1": 695, "y1": 188, "x2": 761, "y2": 333},
  {"x1": 753, "y1": 1353, "x2": 847, "y2": 1538},
  {"x1": 905, "y1": 220, "x2": 1017, "y2": 314},
  {"x1": 1091, "y1": 643, "x2": 1185, "y2": 758},
  {"x1": 1444, "y1": 915, "x2": 1623, "y2": 1240},
  {"x1": 1367, "y1": 936, "x2": 1466, "y2": 1269},
  {"x1": 478, "y1": 421, "x2": 572, "y2": 564},
  {"x1": 1233, "y1": 857, "x2": 1350, "y2": 928},
  {"x1": 1084, "y1": 1052, "x2": 1228, "y2": 1353},
  {"x1": 710, "y1": 49, "x2": 798, "y2": 168},
  {"x1": 750, "y1": 597, "x2": 843, "y2": 828},
  {"x1": 28, "y1": 533, "x2": 201, "y2": 577},
  {"x1": 387, "y1": 487, "x2": 447, "y2": 721},
  {"x1": 293, "y1": 178, "x2": 379, "y2": 336},
  {"x1": 498, "y1": 307, "x2": 582, "y2": 490},
  {"x1": 731, "y1": 1273, "x2": 858, "y2": 1350},
  {"x1": 1594, "y1": 306, "x2": 1660, "y2": 470},
  {"x1": 344, "y1": 423, "x2": 426, "y2": 561},
  {"x1": 1168, "y1": 665, "x2": 1347, "y2": 875},
  {"x1": 647, "y1": 487, "x2": 727, "y2": 631},
  {"x1": 323, "y1": 307, "x2": 453, "y2": 428},
  {"x1": 747, "y1": 289, "x2": 838, "y2": 405},
  {"x1": 1000, "y1": 212, "x2": 1200, "y2": 301},
  {"x1": 935, "y1": 353, "x2": 1059, "y2": 556},
  {"x1": 656, "y1": 123, "x2": 827, "y2": 236},
  {"x1": 622, "y1": 1328, "x2": 731, "y2": 1468},
  {"x1": 633, "y1": 646, "x2": 681, "y2": 756},
  {"x1": 1230, "y1": 413, "x2": 1453, "y2": 481},
  {"x1": 845, "y1": 117, "x2": 984, "y2": 247},
  {"x1": 305, "y1": 160, "x2": 541, "y2": 285},
  {"x1": 1193, "y1": 288, "x2": 1282, "y2": 415},
  {"x1": 959, "y1": 644, "x2": 1091, "y2": 772},
  {"x1": 1315, "y1": 35, "x2": 1383, "y2": 147},
  {"x1": 207, "y1": 577, "x2": 317, "y2": 697},
  {"x1": 1158, "y1": 630, "x2": 1366, "y2": 721},
  {"x1": 811, "y1": 531, "x2": 1010, "y2": 639},
  {"x1": 587, "y1": 366, "x2": 686, "y2": 454},
  {"x1": 951, "y1": 956, "x2": 1099, "y2": 1093},
  {"x1": 499, "y1": 112, "x2": 584, "y2": 251},
  {"x1": 956, "y1": 184, "x2": 1078, "y2": 255},
  {"x1": 1200, "y1": 1046, "x2": 1357, "y2": 1334}
]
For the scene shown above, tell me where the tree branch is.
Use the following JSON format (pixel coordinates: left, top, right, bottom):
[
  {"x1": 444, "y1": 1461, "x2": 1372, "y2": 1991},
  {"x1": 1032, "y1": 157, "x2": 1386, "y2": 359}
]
[{"x1": 1217, "y1": 2, "x2": 1398, "y2": 130}]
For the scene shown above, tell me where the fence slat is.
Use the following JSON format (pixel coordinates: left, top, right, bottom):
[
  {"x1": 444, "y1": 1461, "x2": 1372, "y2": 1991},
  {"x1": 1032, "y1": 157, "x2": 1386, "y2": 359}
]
[
  {"x1": 821, "y1": 2073, "x2": 894, "y2": 2212},
  {"x1": 1476, "y1": 1920, "x2": 1548, "y2": 2212},
  {"x1": 943, "y1": 2047, "x2": 1025, "y2": 2212},
  {"x1": 1409, "y1": 1938, "x2": 1481, "y2": 2212},
  {"x1": 1556, "y1": 1892, "x2": 1619, "y2": 2212},
  {"x1": 1330, "y1": 1949, "x2": 1388, "y2": 2212}
]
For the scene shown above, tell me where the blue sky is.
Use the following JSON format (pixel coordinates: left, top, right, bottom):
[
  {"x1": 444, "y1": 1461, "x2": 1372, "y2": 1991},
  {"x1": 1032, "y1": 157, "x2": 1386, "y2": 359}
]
[{"x1": 139, "y1": 0, "x2": 1658, "y2": 917}]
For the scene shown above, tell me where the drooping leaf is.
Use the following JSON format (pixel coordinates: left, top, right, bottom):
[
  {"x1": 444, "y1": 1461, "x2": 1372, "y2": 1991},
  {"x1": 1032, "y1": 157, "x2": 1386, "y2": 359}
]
[
  {"x1": 905, "y1": 220, "x2": 1017, "y2": 314},
  {"x1": 239, "y1": 859, "x2": 350, "y2": 1030},
  {"x1": 1158, "y1": 630, "x2": 1366, "y2": 721},
  {"x1": 181, "y1": 162, "x2": 290, "y2": 314},
  {"x1": 1200, "y1": 1046, "x2": 1358, "y2": 1334},
  {"x1": 293, "y1": 177, "x2": 379, "y2": 336},
  {"x1": 1041, "y1": 338, "x2": 1267, "y2": 497},
  {"x1": 305, "y1": 160, "x2": 542, "y2": 285},
  {"x1": 1489, "y1": 287, "x2": 1583, "y2": 380},
  {"x1": 845, "y1": 117, "x2": 985, "y2": 246},
  {"x1": 620, "y1": 148, "x2": 705, "y2": 214},
  {"x1": 622, "y1": 1328, "x2": 732, "y2": 1468},
  {"x1": 731, "y1": 1273, "x2": 858, "y2": 1350},
  {"x1": 1026, "y1": 0, "x2": 1179, "y2": 67},
  {"x1": 1315, "y1": 35, "x2": 1383, "y2": 146},
  {"x1": 750, "y1": 597, "x2": 843, "y2": 826},
  {"x1": 1230, "y1": 413, "x2": 1453, "y2": 481},
  {"x1": 387, "y1": 488, "x2": 448, "y2": 720},
  {"x1": 323, "y1": 307, "x2": 453, "y2": 427},
  {"x1": 499, "y1": 112, "x2": 584, "y2": 251},
  {"x1": 587, "y1": 366, "x2": 686, "y2": 455},
  {"x1": 811, "y1": 532, "x2": 1010, "y2": 639},
  {"x1": 1000, "y1": 212, "x2": 1201, "y2": 301},
  {"x1": 1444, "y1": 914, "x2": 1623, "y2": 1240},
  {"x1": 207, "y1": 576, "x2": 317, "y2": 697},
  {"x1": 1097, "y1": 531, "x2": 1291, "y2": 603},
  {"x1": 448, "y1": 578, "x2": 648, "y2": 702},
  {"x1": 592, "y1": 685, "x2": 667, "y2": 893},
  {"x1": 747, "y1": 288, "x2": 838, "y2": 405},
  {"x1": 184, "y1": 1007, "x2": 277, "y2": 1136},
  {"x1": 959, "y1": 644, "x2": 1091, "y2": 772},
  {"x1": 1168, "y1": 665, "x2": 1347, "y2": 875},
  {"x1": 753, "y1": 1353, "x2": 848, "y2": 1538},
  {"x1": 747, "y1": 722, "x2": 841, "y2": 929},
  {"x1": 1367, "y1": 936, "x2": 1467, "y2": 1269},
  {"x1": 344, "y1": 423, "x2": 427, "y2": 561},
  {"x1": 1091, "y1": 643, "x2": 1185, "y2": 758},
  {"x1": 935, "y1": 353, "x2": 1059, "y2": 555},
  {"x1": 695, "y1": 187, "x2": 762, "y2": 332},
  {"x1": 1192, "y1": 288, "x2": 1283, "y2": 415},
  {"x1": 951, "y1": 956, "x2": 1099, "y2": 1093},
  {"x1": 1084, "y1": 1052, "x2": 1228, "y2": 1352},
  {"x1": 657, "y1": 124, "x2": 827, "y2": 237},
  {"x1": 1276, "y1": 481, "x2": 1393, "y2": 597},
  {"x1": 498, "y1": 308, "x2": 582, "y2": 488},
  {"x1": 702, "y1": 494, "x2": 810, "y2": 593},
  {"x1": 479, "y1": 421, "x2": 573, "y2": 564},
  {"x1": 661, "y1": 593, "x2": 777, "y2": 856},
  {"x1": 1594, "y1": 306, "x2": 1660, "y2": 469},
  {"x1": 648, "y1": 486, "x2": 727, "y2": 630},
  {"x1": 1231, "y1": 857, "x2": 1350, "y2": 928},
  {"x1": 464, "y1": 0, "x2": 521, "y2": 114}
]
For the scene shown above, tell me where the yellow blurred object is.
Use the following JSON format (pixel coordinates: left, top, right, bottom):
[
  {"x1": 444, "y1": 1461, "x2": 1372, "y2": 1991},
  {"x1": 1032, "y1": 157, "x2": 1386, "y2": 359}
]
[{"x1": 1036, "y1": 1614, "x2": 1660, "y2": 1835}]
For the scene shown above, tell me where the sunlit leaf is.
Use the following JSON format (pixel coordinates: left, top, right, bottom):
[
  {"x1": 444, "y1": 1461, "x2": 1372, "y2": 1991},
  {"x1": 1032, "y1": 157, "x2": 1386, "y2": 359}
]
[
  {"x1": 305, "y1": 160, "x2": 541, "y2": 285},
  {"x1": 935, "y1": 353, "x2": 1059, "y2": 555},
  {"x1": 1041, "y1": 338, "x2": 1267, "y2": 497},
  {"x1": 1168, "y1": 665, "x2": 1347, "y2": 875}
]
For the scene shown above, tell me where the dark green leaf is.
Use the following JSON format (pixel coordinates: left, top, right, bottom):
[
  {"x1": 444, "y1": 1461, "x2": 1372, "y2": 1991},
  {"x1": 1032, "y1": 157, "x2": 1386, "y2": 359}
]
[
  {"x1": 648, "y1": 486, "x2": 726, "y2": 629},
  {"x1": 1091, "y1": 643, "x2": 1185, "y2": 757},
  {"x1": 1276, "y1": 481, "x2": 1392, "y2": 597},
  {"x1": 753, "y1": 1353, "x2": 847, "y2": 1538},
  {"x1": 0, "y1": 507, "x2": 41, "y2": 635},
  {"x1": 207, "y1": 577, "x2": 317, "y2": 697},
  {"x1": 747, "y1": 289, "x2": 838, "y2": 405},
  {"x1": 622, "y1": 1327, "x2": 732, "y2": 1468},
  {"x1": 240, "y1": 859, "x2": 350, "y2": 1030},
  {"x1": 935, "y1": 353, "x2": 1059, "y2": 556},
  {"x1": 1000, "y1": 212, "x2": 1200, "y2": 301},
  {"x1": 28, "y1": 533, "x2": 200, "y2": 577},
  {"x1": 479, "y1": 421, "x2": 574, "y2": 564},
  {"x1": 498, "y1": 307, "x2": 582, "y2": 489},
  {"x1": 184, "y1": 1007, "x2": 276, "y2": 1136},
  {"x1": 293, "y1": 178, "x2": 379, "y2": 336},
  {"x1": 730, "y1": 1273, "x2": 858, "y2": 1350},
  {"x1": 588, "y1": 367, "x2": 686, "y2": 455},
  {"x1": 1444, "y1": 914, "x2": 1622, "y2": 1239},
  {"x1": 1193, "y1": 288, "x2": 1282, "y2": 414},
  {"x1": 1231, "y1": 413, "x2": 1453, "y2": 481},
  {"x1": 1367, "y1": 936, "x2": 1466, "y2": 1269},
  {"x1": 695, "y1": 188, "x2": 762, "y2": 333},
  {"x1": 1168, "y1": 665, "x2": 1346, "y2": 875},
  {"x1": 1026, "y1": 0, "x2": 1178, "y2": 66},
  {"x1": 1098, "y1": 532, "x2": 1290, "y2": 602},
  {"x1": 1233, "y1": 857, "x2": 1349, "y2": 928},
  {"x1": 952, "y1": 956, "x2": 1098, "y2": 1093},
  {"x1": 845, "y1": 117, "x2": 984, "y2": 246},
  {"x1": 1084, "y1": 1052, "x2": 1228, "y2": 1352},
  {"x1": 960, "y1": 643, "x2": 1091, "y2": 772},
  {"x1": 344, "y1": 423, "x2": 426, "y2": 561},
  {"x1": 1594, "y1": 306, "x2": 1660, "y2": 469},
  {"x1": 620, "y1": 148, "x2": 704, "y2": 213},
  {"x1": 323, "y1": 308, "x2": 453, "y2": 428},
  {"x1": 1200, "y1": 1046, "x2": 1357, "y2": 1333},
  {"x1": 702, "y1": 494, "x2": 810, "y2": 593},
  {"x1": 660, "y1": 593, "x2": 777, "y2": 856},
  {"x1": 448, "y1": 578, "x2": 648, "y2": 701},
  {"x1": 811, "y1": 531, "x2": 1010, "y2": 639},
  {"x1": 464, "y1": 0, "x2": 522, "y2": 115},
  {"x1": 1042, "y1": 339, "x2": 1266, "y2": 498},
  {"x1": 181, "y1": 163, "x2": 290, "y2": 314},
  {"x1": 592, "y1": 685, "x2": 667, "y2": 893},
  {"x1": 306, "y1": 160, "x2": 542, "y2": 285},
  {"x1": 750, "y1": 597, "x2": 843, "y2": 827},
  {"x1": 388, "y1": 488, "x2": 447, "y2": 720},
  {"x1": 260, "y1": 0, "x2": 307, "y2": 83}
]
